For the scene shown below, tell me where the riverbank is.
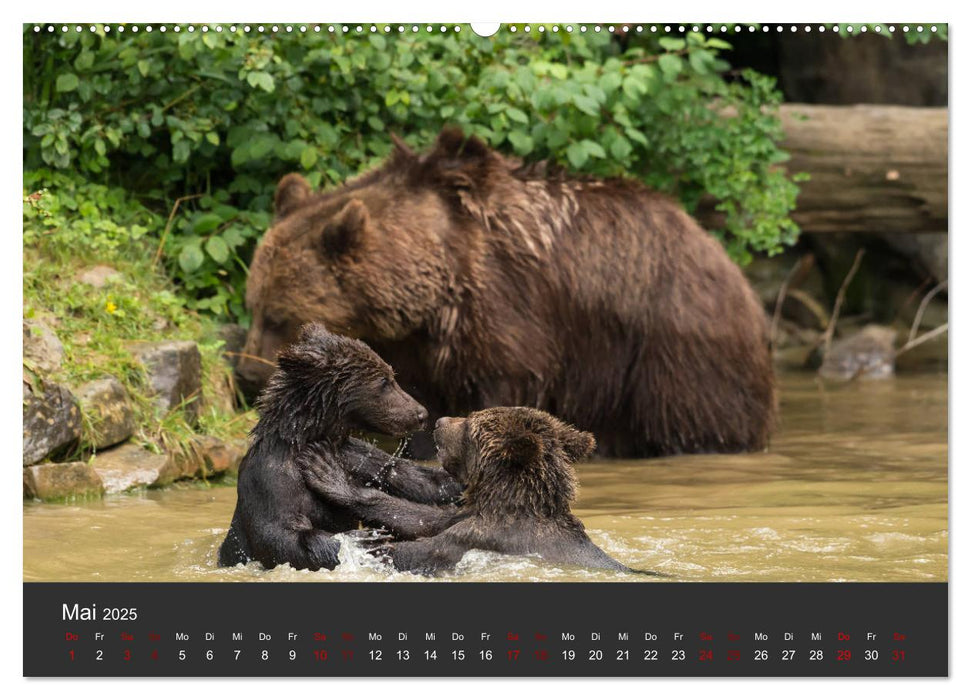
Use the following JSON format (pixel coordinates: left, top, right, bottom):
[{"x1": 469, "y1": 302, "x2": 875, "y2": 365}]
[{"x1": 23, "y1": 180, "x2": 255, "y2": 502}]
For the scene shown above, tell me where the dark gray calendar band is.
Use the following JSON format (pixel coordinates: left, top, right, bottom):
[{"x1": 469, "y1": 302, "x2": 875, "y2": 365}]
[{"x1": 24, "y1": 582, "x2": 947, "y2": 677}]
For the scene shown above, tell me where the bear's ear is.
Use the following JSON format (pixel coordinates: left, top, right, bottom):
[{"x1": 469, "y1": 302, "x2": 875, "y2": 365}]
[
  {"x1": 560, "y1": 428, "x2": 596, "y2": 462},
  {"x1": 320, "y1": 199, "x2": 368, "y2": 258},
  {"x1": 275, "y1": 173, "x2": 312, "y2": 219},
  {"x1": 432, "y1": 127, "x2": 493, "y2": 163},
  {"x1": 500, "y1": 431, "x2": 543, "y2": 466},
  {"x1": 297, "y1": 322, "x2": 332, "y2": 344},
  {"x1": 422, "y1": 128, "x2": 498, "y2": 201}
]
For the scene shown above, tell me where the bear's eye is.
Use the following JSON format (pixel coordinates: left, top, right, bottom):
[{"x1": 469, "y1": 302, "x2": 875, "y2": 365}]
[{"x1": 380, "y1": 377, "x2": 393, "y2": 391}]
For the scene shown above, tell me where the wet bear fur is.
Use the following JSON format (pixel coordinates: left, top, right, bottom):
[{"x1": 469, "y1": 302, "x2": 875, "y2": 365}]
[
  {"x1": 303, "y1": 406, "x2": 630, "y2": 575},
  {"x1": 217, "y1": 324, "x2": 462, "y2": 571}
]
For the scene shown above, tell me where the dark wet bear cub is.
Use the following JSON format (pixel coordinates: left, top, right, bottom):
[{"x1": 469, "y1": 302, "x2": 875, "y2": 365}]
[
  {"x1": 217, "y1": 324, "x2": 463, "y2": 571},
  {"x1": 304, "y1": 407, "x2": 629, "y2": 574}
]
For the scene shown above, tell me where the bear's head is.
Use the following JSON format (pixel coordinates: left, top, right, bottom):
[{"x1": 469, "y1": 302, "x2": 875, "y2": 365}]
[
  {"x1": 254, "y1": 323, "x2": 428, "y2": 445},
  {"x1": 236, "y1": 128, "x2": 514, "y2": 397},
  {"x1": 433, "y1": 407, "x2": 596, "y2": 518}
]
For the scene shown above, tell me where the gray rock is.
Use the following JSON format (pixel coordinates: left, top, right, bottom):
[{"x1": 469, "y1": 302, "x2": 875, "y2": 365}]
[
  {"x1": 129, "y1": 340, "x2": 203, "y2": 422},
  {"x1": 217, "y1": 324, "x2": 248, "y2": 369},
  {"x1": 819, "y1": 325, "x2": 898, "y2": 380},
  {"x1": 23, "y1": 379, "x2": 81, "y2": 465},
  {"x1": 77, "y1": 265, "x2": 121, "y2": 288},
  {"x1": 90, "y1": 443, "x2": 168, "y2": 493},
  {"x1": 23, "y1": 462, "x2": 104, "y2": 501},
  {"x1": 23, "y1": 319, "x2": 64, "y2": 375},
  {"x1": 76, "y1": 376, "x2": 135, "y2": 449}
]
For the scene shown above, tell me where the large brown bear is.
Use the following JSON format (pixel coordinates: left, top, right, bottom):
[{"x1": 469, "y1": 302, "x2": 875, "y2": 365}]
[
  {"x1": 237, "y1": 128, "x2": 775, "y2": 458},
  {"x1": 302, "y1": 407, "x2": 631, "y2": 575}
]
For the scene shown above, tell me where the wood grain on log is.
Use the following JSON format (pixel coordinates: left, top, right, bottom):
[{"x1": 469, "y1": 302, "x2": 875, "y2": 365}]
[{"x1": 779, "y1": 104, "x2": 947, "y2": 235}]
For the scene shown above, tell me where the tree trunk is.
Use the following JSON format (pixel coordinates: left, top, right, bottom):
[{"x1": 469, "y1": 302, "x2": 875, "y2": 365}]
[{"x1": 779, "y1": 104, "x2": 947, "y2": 235}]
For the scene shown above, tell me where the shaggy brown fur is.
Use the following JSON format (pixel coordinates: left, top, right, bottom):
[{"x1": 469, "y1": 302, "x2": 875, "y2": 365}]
[
  {"x1": 302, "y1": 407, "x2": 630, "y2": 575},
  {"x1": 237, "y1": 128, "x2": 775, "y2": 458}
]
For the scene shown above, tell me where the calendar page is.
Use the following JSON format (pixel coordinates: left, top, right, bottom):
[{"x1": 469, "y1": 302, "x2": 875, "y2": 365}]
[{"x1": 21, "y1": 20, "x2": 949, "y2": 678}]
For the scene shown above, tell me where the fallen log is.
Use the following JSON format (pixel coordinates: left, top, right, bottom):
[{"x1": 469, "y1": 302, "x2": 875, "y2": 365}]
[{"x1": 778, "y1": 103, "x2": 947, "y2": 235}]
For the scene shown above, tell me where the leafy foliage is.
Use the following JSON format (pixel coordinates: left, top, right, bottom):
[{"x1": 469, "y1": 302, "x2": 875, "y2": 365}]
[
  {"x1": 23, "y1": 169, "x2": 160, "y2": 254},
  {"x1": 23, "y1": 182, "x2": 253, "y2": 453},
  {"x1": 24, "y1": 24, "x2": 807, "y2": 320}
]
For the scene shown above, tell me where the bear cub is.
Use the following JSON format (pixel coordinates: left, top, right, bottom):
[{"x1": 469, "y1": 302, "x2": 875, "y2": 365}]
[
  {"x1": 218, "y1": 323, "x2": 462, "y2": 571},
  {"x1": 304, "y1": 406, "x2": 631, "y2": 574}
]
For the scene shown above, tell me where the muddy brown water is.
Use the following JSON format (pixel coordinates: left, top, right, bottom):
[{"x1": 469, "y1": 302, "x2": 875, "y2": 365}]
[{"x1": 23, "y1": 373, "x2": 947, "y2": 583}]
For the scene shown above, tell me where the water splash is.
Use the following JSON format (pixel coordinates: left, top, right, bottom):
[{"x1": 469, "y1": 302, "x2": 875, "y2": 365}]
[{"x1": 392, "y1": 437, "x2": 410, "y2": 459}]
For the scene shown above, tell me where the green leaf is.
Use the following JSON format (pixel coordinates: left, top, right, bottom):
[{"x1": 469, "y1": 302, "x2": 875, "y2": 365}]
[
  {"x1": 137, "y1": 60, "x2": 151, "y2": 78},
  {"x1": 507, "y1": 131, "x2": 534, "y2": 155},
  {"x1": 178, "y1": 244, "x2": 204, "y2": 273},
  {"x1": 246, "y1": 71, "x2": 275, "y2": 93},
  {"x1": 658, "y1": 54, "x2": 683, "y2": 78},
  {"x1": 205, "y1": 132, "x2": 220, "y2": 146},
  {"x1": 369, "y1": 34, "x2": 387, "y2": 51},
  {"x1": 622, "y1": 76, "x2": 647, "y2": 99},
  {"x1": 566, "y1": 142, "x2": 588, "y2": 169},
  {"x1": 689, "y1": 49, "x2": 714, "y2": 74},
  {"x1": 55, "y1": 73, "x2": 79, "y2": 92},
  {"x1": 609, "y1": 136, "x2": 632, "y2": 160},
  {"x1": 705, "y1": 37, "x2": 733, "y2": 50},
  {"x1": 300, "y1": 146, "x2": 318, "y2": 169},
  {"x1": 625, "y1": 128, "x2": 648, "y2": 146},
  {"x1": 583, "y1": 140, "x2": 606, "y2": 159},
  {"x1": 74, "y1": 51, "x2": 94, "y2": 71},
  {"x1": 192, "y1": 213, "x2": 223, "y2": 235},
  {"x1": 659, "y1": 37, "x2": 686, "y2": 51},
  {"x1": 506, "y1": 107, "x2": 529, "y2": 124},
  {"x1": 600, "y1": 72, "x2": 622, "y2": 93},
  {"x1": 172, "y1": 140, "x2": 191, "y2": 163},
  {"x1": 205, "y1": 236, "x2": 230, "y2": 264},
  {"x1": 573, "y1": 94, "x2": 600, "y2": 117}
]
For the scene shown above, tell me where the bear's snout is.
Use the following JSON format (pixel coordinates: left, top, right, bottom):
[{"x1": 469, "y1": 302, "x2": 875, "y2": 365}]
[{"x1": 414, "y1": 406, "x2": 429, "y2": 429}]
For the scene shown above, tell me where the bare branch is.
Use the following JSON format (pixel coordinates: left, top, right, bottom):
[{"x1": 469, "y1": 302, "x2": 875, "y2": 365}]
[
  {"x1": 897, "y1": 323, "x2": 948, "y2": 357},
  {"x1": 770, "y1": 254, "x2": 814, "y2": 348},
  {"x1": 152, "y1": 194, "x2": 204, "y2": 268},
  {"x1": 821, "y1": 249, "x2": 865, "y2": 357},
  {"x1": 908, "y1": 279, "x2": 948, "y2": 344},
  {"x1": 223, "y1": 351, "x2": 277, "y2": 368}
]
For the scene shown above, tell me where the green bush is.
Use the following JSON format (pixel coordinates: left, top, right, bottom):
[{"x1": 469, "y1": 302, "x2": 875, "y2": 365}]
[{"x1": 24, "y1": 24, "x2": 803, "y2": 322}]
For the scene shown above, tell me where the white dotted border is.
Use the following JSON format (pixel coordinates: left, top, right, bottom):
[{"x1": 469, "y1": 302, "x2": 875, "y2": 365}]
[{"x1": 30, "y1": 23, "x2": 942, "y2": 35}]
